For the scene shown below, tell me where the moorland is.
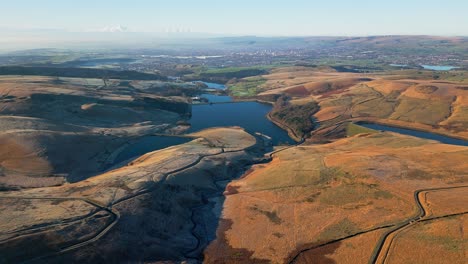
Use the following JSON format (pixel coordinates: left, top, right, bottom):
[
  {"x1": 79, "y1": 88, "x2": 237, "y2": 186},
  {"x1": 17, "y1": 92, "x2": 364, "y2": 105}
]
[{"x1": 0, "y1": 35, "x2": 467, "y2": 263}]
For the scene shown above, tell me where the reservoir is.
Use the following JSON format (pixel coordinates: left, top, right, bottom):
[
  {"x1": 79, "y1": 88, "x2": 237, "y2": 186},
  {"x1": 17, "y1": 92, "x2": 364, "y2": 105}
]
[
  {"x1": 114, "y1": 136, "x2": 192, "y2": 164},
  {"x1": 198, "y1": 81, "x2": 226, "y2": 90},
  {"x1": 421, "y1": 65, "x2": 458, "y2": 71},
  {"x1": 114, "y1": 101, "x2": 294, "y2": 164},
  {"x1": 114, "y1": 85, "x2": 295, "y2": 164},
  {"x1": 358, "y1": 123, "x2": 468, "y2": 147},
  {"x1": 200, "y1": 93, "x2": 233, "y2": 103},
  {"x1": 189, "y1": 101, "x2": 295, "y2": 145}
]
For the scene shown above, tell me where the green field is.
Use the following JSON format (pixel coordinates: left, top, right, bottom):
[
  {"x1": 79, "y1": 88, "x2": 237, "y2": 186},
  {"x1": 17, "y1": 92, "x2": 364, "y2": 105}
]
[
  {"x1": 228, "y1": 76, "x2": 266, "y2": 97},
  {"x1": 346, "y1": 123, "x2": 377, "y2": 136}
]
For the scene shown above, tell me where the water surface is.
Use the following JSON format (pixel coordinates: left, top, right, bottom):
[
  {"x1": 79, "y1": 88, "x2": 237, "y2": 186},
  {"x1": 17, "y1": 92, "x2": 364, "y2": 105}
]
[
  {"x1": 359, "y1": 123, "x2": 468, "y2": 146},
  {"x1": 189, "y1": 102, "x2": 295, "y2": 145},
  {"x1": 199, "y1": 82, "x2": 226, "y2": 90},
  {"x1": 200, "y1": 93, "x2": 233, "y2": 103},
  {"x1": 115, "y1": 85, "x2": 295, "y2": 165},
  {"x1": 114, "y1": 136, "x2": 191, "y2": 164},
  {"x1": 421, "y1": 65, "x2": 458, "y2": 71}
]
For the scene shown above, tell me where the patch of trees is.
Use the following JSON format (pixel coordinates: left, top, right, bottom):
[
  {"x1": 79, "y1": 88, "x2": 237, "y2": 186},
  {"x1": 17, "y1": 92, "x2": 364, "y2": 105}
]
[
  {"x1": 294, "y1": 63, "x2": 318, "y2": 68},
  {"x1": 331, "y1": 65, "x2": 382, "y2": 73},
  {"x1": 271, "y1": 96, "x2": 319, "y2": 138}
]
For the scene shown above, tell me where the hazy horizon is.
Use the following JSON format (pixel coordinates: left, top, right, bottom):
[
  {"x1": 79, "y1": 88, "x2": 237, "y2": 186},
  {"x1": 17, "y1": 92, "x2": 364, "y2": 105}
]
[{"x1": 1, "y1": 0, "x2": 467, "y2": 51}]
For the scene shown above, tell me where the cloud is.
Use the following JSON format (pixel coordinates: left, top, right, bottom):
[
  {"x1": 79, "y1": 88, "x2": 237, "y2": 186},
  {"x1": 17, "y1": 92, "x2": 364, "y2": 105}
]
[{"x1": 85, "y1": 25, "x2": 129, "y2": 33}]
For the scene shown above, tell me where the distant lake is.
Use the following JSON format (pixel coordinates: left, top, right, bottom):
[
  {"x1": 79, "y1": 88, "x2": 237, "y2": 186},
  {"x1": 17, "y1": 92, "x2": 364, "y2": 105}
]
[
  {"x1": 189, "y1": 101, "x2": 295, "y2": 145},
  {"x1": 421, "y1": 65, "x2": 458, "y2": 71},
  {"x1": 389, "y1": 64, "x2": 408, "y2": 67},
  {"x1": 358, "y1": 123, "x2": 468, "y2": 147}
]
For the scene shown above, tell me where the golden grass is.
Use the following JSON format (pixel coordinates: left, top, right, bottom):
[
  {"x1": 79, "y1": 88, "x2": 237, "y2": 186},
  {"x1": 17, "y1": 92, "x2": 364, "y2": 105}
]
[
  {"x1": 206, "y1": 133, "x2": 468, "y2": 263},
  {"x1": 387, "y1": 215, "x2": 467, "y2": 264}
]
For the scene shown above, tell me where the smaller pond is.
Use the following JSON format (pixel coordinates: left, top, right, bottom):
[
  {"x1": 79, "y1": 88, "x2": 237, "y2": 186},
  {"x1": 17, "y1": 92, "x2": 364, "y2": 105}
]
[
  {"x1": 421, "y1": 65, "x2": 459, "y2": 71},
  {"x1": 358, "y1": 123, "x2": 468, "y2": 147},
  {"x1": 114, "y1": 136, "x2": 192, "y2": 164}
]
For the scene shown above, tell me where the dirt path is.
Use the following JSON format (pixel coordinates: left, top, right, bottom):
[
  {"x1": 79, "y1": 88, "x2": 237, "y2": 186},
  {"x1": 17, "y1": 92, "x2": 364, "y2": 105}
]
[
  {"x1": 0, "y1": 196, "x2": 120, "y2": 263},
  {"x1": 0, "y1": 145, "x2": 250, "y2": 263},
  {"x1": 371, "y1": 185, "x2": 468, "y2": 264},
  {"x1": 286, "y1": 185, "x2": 468, "y2": 264},
  {"x1": 183, "y1": 138, "x2": 305, "y2": 261}
]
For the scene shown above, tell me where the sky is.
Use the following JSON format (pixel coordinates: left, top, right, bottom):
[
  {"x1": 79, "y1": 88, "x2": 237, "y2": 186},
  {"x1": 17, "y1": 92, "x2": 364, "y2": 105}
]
[{"x1": 1, "y1": 0, "x2": 467, "y2": 36}]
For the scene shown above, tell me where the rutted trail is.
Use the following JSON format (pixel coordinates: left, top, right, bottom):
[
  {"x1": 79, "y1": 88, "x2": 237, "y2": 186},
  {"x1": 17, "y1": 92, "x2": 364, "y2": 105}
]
[
  {"x1": 0, "y1": 127, "x2": 261, "y2": 263},
  {"x1": 371, "y1": 185, "x2": 468, "y2": 264},
  {"x1": 0, "y1": 196, "x2": 120, "y2": 263}
]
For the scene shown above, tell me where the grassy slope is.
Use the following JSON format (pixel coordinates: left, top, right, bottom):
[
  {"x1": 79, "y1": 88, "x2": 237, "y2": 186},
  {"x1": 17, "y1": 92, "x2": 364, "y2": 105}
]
[
  {"x1": 228, "y1": 76, "x2": 267, "y2": 97},
  {"x1": 346, "y1": 123, "x2": 377, "y2": 136},
  {"x1": 205, "y1": 132, "x2": 468, "y2": 263}
]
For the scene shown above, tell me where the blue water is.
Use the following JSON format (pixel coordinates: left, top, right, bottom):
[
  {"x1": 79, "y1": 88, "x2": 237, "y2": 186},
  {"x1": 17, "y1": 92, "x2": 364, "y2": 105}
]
[
  {"x1": 200, "y1": 93, "x2": 233, "y2": 103},
  {"x1": 200, "y1": 81, "x2": 226, "y2": 90},
  {"x1": 113, "y1": 84, "x2": 295, "y2": 165},
  {"x1": 359, "y1": 123, "x2": 468, "y2": 147},
  {"x1": 421, "y1": 65, "x2": 458, "y2": 71},
  {"x1": 114, "y1": 99, "x2": 295, "y2": 165},
  {"x1": 189, "y1": 102, "x2": 295, "y2": 145},
  {"x1": 114, "y1": 136, "x2": 191, "y2": 164}
]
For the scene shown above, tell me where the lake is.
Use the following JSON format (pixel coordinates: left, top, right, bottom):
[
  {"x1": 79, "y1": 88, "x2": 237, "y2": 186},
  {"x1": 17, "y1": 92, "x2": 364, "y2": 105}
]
[
  {"x1": 200, "y1": 93, "x2": 233, "y2": 103},
  {"x1": 421, "y1": 65, "x2": 459, "y2": 71},
  {"x1": 114, "y1": 136, "x2": 192, "y2": 164},
  {"x1": 113, "y1": 90, "x2": 295, "y2": 164},
  {"x1": 199, "y1": 81, "x2": 226, "y2": 90},
  {"x1": 189, "y1": 101, "x2": 295, "y2": 145},
  {"x1": 358, "y1": 123, "x2": 468, "y2": 147}
]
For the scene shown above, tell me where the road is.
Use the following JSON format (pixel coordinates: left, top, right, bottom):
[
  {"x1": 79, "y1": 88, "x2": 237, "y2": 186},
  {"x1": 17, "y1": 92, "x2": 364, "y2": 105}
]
[
  {"x1": 370, "y1": 185, "x2": 468, "y2": 264},
  {"x1": 287, "y1": 185, "x2": 468, "y2": 264},
  {"x1": 0, "y1": 145, "x2": 251, "y2": 263},
  {"x1": 0, "y1": 196, "x2": 120, "y2": 263}
]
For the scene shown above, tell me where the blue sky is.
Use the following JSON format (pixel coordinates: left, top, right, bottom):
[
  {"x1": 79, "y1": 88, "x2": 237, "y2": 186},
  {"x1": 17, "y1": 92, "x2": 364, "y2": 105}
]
[{"x1": 1, "y1": 0, "x2": 467, "y2": 36}]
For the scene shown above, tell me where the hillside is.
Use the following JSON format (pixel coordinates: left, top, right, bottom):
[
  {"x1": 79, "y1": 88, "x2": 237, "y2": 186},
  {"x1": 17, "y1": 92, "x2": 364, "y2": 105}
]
[
  {"x1": 228, "y1": 66, "x2": 468, "y2": 141},
  {"x1": 205, "y1": 132, "x2": 468, "y2": 263}
]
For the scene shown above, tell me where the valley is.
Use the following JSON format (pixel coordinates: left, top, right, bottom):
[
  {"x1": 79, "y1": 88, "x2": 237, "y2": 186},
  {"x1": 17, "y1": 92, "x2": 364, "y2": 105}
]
[{"x1": 0, "y1": 35, "x2": 467, "y2": 264}]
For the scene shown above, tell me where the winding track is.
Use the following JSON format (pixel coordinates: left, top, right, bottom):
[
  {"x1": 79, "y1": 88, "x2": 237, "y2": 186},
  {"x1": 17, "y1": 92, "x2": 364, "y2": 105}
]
[
  {"x1": 286, "y1": 185, "x2": 468, "y2": 264},
  {"x1": 182, "y1": 136, "x2": 305, "y2": 261},
  {"x1": 0, "y1": 144, "x2": 252, "y2": 263},
  {"x1": 0, "y1": 196, "x2": 120, "y2": 263},
  {"x1": 2, "y1": 117, "x2": 467, "y2": 263},
  {"x1": 371, "y1": 185, "x2": 468, "y2": 264}
]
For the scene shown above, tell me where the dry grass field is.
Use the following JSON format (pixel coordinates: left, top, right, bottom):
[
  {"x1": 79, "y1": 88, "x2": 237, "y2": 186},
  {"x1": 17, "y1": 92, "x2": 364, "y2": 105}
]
[
  {"x1": 0, "y1": 76, "x2": 189, "y2": 188},
  {"x1": 1, "y1": 67, "x2": 467, "y2": 263},
  {"x1": 205, "y1": 132, "x2": 468, "y2": 263},
  {"x1": 231, "y1": 66, "x2": 468, "y2": 140},
  {"x1": 384, "y1": 215, "x2": 467, "y2": 264},
  {"x1": 0, "y1": 127, "x2": 263, "y2": 263}
]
